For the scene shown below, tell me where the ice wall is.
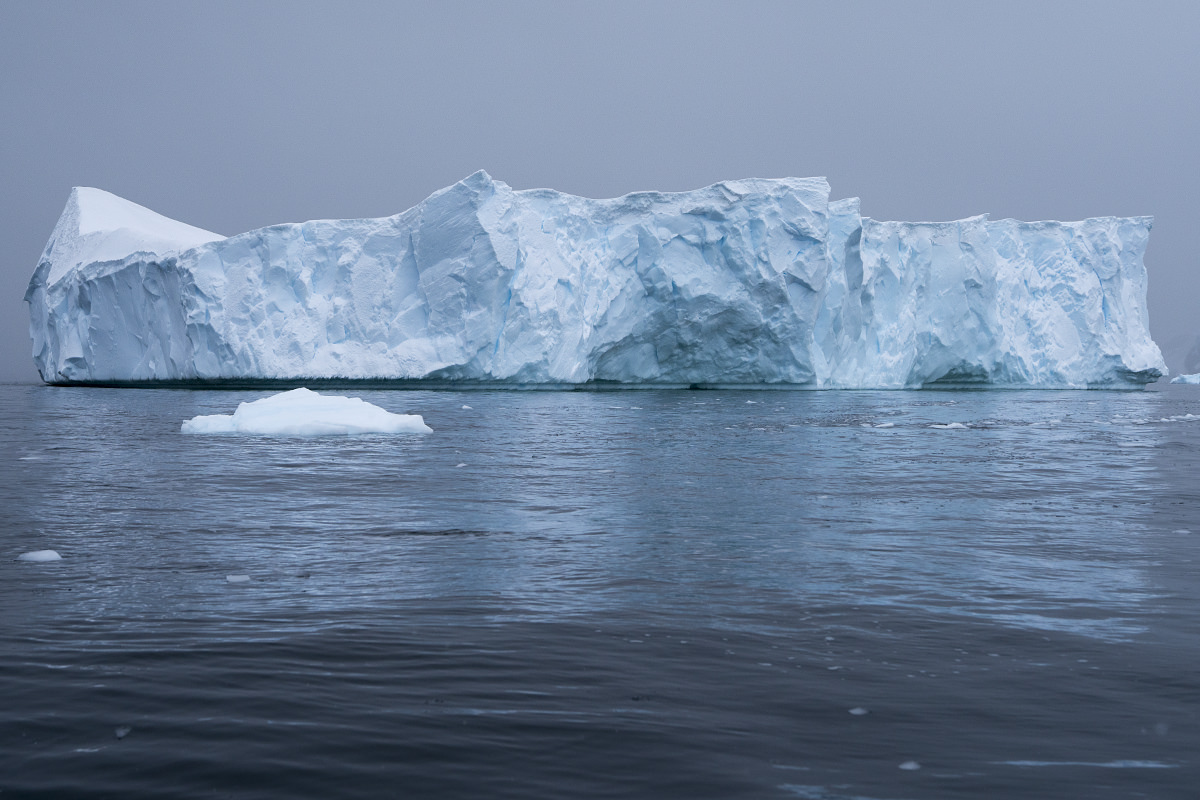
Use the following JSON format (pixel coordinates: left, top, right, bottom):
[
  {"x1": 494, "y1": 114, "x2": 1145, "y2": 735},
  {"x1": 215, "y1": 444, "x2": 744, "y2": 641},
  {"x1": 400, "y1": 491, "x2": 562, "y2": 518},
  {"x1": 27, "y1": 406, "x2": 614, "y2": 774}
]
[{"x1": 26, "y1": 173, "x2": 1165, "y2": 387}]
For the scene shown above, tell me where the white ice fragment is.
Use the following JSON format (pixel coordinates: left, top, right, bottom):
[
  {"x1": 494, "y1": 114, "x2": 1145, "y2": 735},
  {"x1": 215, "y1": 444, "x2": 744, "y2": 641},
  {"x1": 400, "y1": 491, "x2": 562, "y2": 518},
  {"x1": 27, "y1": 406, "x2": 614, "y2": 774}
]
[
  {"x1": 849, "y1": 707, "x2": 869, "y2": 716},
  {"x1": 226, "y1": 575, "x2": 250, "y2": 583},
  {"x1": 17, "y1": 550, "x2": 62, "y2": 562},
  {"x1": 1170, "y1": 373, "x2": 1200, "y2": 384},
  {"x1": 874, "y1": 422, "x2": 895, "y2": 428},
  {"x1": 182, "y1": 388, "x2": 432, "y2": 436},
  {"x1": 114, "y1": 726, "x2": 132, "y2": 740},
  {"x1": 461, "y1": 405, "x2": 472, "y2": 409},
  {"x1": 456, "y1": 463, "x2": 467, "y2": 468},
  {"x1": 930, "y1": 422, "x2": 969, "y2": 430},
  {"x1": 899, "y1": 761, "x2": 921, "y2": 770}
]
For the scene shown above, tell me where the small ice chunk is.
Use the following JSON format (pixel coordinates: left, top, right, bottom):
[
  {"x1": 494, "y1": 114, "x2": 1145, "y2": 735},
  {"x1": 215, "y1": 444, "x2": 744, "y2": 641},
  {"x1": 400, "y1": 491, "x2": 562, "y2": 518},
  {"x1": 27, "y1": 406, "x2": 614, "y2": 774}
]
[
  {"x1": 182, "y1": 388, "x2": 432, "y2": 436},
  {"x1": 899, "y1": 760, "x2": 921, "y2": 770},
  {"x1": 455, "y1": 463, "x2": 467, "y2": 468},
  {"x1": 930, "y1": 422, "x2": 968, "y2": 429},
  {"x1": 1169, "y1": 373, "x2": 1200, "y2": 384},
  {"x1": 849, "y1": 707, "x2": 869, "y2": 716},
  {"x1": 874, "y1": 422, "x2": 895, "y2": 428},
  {"x1": 226, "y1": 574, "x2": 250, "y2": 583},
  {"x1": 461, "y1": 405, "x2": 472, "y2": 409},
  {"x1": 114, "y1": 726, "x2": 132, "y2": 740},
  {"x1": 18, "y1": 550, "x2": 62, "y2": 562}
]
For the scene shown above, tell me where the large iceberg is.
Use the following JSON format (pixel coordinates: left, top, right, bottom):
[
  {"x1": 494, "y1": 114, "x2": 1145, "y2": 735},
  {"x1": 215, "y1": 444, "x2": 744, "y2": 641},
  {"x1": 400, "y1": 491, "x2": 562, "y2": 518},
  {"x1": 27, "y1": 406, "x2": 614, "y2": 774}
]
[{"x1": 26, "y1": 172, "x2": 1165, "y2": 388}]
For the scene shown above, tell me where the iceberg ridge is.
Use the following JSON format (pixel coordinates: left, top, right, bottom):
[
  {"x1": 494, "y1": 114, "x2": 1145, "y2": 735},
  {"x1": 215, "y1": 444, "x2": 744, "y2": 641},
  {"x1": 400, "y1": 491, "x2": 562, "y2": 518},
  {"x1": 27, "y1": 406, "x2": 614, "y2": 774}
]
[{"x1": 26, "y1": 173, "x2": 1165, "y2": 388}]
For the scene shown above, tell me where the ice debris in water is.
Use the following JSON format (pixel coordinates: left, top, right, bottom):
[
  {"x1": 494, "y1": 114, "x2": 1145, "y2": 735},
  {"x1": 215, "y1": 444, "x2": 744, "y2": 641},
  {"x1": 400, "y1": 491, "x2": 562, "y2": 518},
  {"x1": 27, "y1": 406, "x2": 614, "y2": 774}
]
[
  {"x1": 114, "y1": 726, "x2": 132, "y2": 740},
  {"x1": 899, "y1": 761, "x2": 921, "y2": 770},
  {"x1": 1169, "y1": 373, "x2": 1200, "y2": 384},
  {"x1": 848, "y1": 707, "x2": 869, "y2": 715},
  {"x1": 226, "y1": 575, "x2": 250, "y2": 583},
  {"x1": 182, "y1": 388, "x2": 432, "y2": 436},
  {"x1": 930, "y1": 422, "x2": 969, "y2": 430},
  {"x1": 27, "y1": 173, "x2": 1165, "y2": 388},
  {"x1": 17, "y1": 550, "x2": 62, "y2": 562}
]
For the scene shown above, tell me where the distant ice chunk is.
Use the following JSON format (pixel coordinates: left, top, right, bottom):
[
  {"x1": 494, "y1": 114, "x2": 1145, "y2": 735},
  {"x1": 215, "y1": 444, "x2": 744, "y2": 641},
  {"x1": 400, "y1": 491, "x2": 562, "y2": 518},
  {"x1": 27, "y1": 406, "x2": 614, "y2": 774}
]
[
  {"x1": 17, "y1": 549, "x2": 62, "y2": 562},
  {"x1": 1170, "y1": 373, "x2": 1200, "y2": 384},
  {"x1": 930, "y1": 422, "x2": 969, "y2": 429},
  {"x1": 182, "y1": 388, "x2": 432, "y2": 435},
  {"x1": 225, "y1": 574, "x2": 250, "y2": 583}
]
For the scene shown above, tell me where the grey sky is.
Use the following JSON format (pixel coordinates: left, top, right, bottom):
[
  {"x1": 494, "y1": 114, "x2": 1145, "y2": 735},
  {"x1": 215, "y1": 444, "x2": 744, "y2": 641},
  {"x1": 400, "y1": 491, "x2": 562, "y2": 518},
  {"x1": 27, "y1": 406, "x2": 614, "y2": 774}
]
[{"x1": 2, "y1": 0, "x2": 1196, "y2": 382}]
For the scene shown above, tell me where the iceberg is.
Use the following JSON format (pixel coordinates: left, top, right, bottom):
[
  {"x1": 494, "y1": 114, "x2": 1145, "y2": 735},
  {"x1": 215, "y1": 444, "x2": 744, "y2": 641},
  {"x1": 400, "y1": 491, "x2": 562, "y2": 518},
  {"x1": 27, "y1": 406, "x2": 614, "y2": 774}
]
[
  {"x1": 27, "y1": 172, "x2": 1166, "y2": 388},
  {"x1": 181, "y1": 387, "x2": 433, "y2": 435},
  {"x1": 1170, "y1": 373, "x2": 1200, "y2": 385},
  {"x1": 17, "y1": 550, "x2": 62, "y2": 562}
]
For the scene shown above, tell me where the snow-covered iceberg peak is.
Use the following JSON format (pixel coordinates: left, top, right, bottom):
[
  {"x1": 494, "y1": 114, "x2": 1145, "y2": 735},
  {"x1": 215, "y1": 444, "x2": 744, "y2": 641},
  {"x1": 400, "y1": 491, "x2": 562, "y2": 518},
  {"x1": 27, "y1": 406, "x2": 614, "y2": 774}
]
[
  {"x1": 26, "y1": 174, "x2": 1166, "y2": 388},
  {"x1": 41, "y1": 187, "x2": 224, "y2": 285}
]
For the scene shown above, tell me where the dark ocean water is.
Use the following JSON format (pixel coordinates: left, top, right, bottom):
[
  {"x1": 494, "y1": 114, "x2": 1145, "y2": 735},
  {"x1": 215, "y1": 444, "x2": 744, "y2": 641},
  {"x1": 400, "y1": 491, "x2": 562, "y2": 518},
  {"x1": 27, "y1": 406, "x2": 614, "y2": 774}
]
[{"x1": 2, "y1": 383, "x2": 1198, "y2": 799}]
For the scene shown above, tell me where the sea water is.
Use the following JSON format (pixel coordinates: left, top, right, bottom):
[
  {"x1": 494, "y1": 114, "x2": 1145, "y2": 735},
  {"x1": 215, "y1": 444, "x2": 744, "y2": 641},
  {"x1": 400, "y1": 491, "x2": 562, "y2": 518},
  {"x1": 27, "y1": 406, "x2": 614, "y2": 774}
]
[{"x1": 2, "y1": 384, "x2": 1198, "y2": 799}]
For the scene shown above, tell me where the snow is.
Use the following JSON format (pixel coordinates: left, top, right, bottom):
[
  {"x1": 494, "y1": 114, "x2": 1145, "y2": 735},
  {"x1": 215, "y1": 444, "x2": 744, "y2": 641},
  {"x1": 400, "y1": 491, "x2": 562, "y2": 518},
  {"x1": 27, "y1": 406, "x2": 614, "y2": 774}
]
[
  {"x1": 1170, "y1": 373, "x2": 1200, "y2": 384},
  {"x1": 28, "y1": 172, "x2": 1166, "y2": 388},
  {"x1": 17, "y1": 550, "x2": 62, "y2": 562},
  {"x1": 40, "y1": 187, "x2": 224, "y2": 287},
  {"x1": 181, "y1": 388, "x2": 432, "y2": 435}
]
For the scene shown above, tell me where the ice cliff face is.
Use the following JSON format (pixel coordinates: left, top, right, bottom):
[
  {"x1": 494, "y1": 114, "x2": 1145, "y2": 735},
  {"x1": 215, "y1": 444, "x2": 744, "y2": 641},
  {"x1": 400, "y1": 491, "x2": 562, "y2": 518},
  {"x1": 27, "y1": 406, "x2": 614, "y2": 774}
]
[{"x1": 26, "y1": 172, "x2": 1165, "y2": 387}]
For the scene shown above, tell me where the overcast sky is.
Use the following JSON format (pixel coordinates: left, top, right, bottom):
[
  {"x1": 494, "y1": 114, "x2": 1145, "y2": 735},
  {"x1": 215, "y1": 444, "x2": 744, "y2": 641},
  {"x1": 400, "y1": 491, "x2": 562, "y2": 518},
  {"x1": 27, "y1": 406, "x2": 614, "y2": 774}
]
[{"x1": 2, "y1": 0, "x2": 1196, "y2": 382}]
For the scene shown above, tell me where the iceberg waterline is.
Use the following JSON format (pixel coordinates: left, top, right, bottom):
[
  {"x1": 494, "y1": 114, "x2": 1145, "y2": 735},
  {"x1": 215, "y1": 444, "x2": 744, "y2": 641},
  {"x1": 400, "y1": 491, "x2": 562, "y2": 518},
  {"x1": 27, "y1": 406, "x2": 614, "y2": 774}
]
[{"x1": 26, "y1": 172, "x2": 1166, "y2": 388}]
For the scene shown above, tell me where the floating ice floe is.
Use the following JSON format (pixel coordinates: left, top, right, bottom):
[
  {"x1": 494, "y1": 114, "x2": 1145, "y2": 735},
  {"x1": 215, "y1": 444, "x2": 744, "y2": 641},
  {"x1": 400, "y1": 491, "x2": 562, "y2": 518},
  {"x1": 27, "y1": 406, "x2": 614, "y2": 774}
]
[
  {"x1": 930, "y1": 422, "x2": 969, "y2": 430},
  {"x1": 226, "y1": 575, "x2": 250, "y2": 583},
  {"x1": 17, "y1": 550, "x2": 62, "y2": 562},
  {"x1": 1170, "y1": 373, "x2": 1200, "y2": 384},
  {"x1": 182, "y1": 388, "x2": 432, "y2": 436}
]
